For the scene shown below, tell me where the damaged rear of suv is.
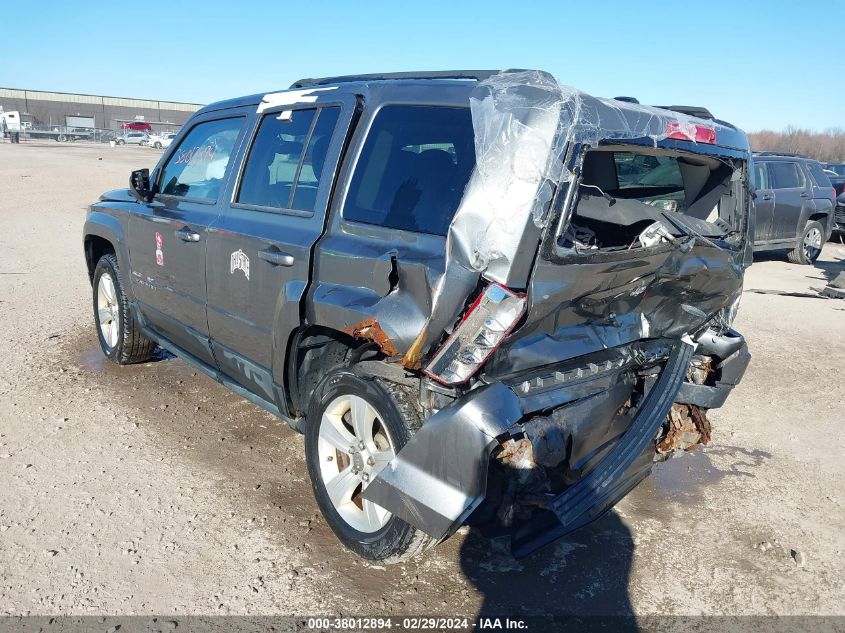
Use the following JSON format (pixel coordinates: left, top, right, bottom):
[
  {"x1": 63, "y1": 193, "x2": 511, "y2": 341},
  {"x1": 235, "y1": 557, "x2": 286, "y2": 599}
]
[
  {"x1": 358, "y1": 72, "x2": 752, "y2": 559},
  {"x1": 84, "y1": 69, "x2": 752, "y2": 563}
]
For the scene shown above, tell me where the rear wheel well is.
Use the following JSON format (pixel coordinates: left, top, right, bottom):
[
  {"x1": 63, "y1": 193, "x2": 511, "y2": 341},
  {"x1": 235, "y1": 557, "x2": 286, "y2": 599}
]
[
  {"x1": 286, "y1": 326, "x2": 378, "y2": 418},
  {"x1": 84, "y1": 236, "x2": 115, "y2": 284},
  {"x1": 808, "y1": 212, "x2": 829, "y2": 226}
]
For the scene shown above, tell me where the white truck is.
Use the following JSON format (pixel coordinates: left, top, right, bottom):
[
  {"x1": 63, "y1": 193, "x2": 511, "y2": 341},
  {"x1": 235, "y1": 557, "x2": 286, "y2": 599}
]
[{"x1": 1, "y1": 109, "x2": 92, "y2": 142}]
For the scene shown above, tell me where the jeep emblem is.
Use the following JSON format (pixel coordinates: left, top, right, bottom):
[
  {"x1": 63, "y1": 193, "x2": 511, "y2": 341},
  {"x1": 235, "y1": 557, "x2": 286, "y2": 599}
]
[{"x1": 230, "y1": 249, "x2": 250, "y2": 280}]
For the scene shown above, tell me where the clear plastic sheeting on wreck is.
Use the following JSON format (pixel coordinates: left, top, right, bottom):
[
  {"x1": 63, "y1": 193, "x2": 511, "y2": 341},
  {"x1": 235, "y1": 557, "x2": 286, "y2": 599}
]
[{"x1": 408, "y1": 69, "x2": 733, "y2": 364}]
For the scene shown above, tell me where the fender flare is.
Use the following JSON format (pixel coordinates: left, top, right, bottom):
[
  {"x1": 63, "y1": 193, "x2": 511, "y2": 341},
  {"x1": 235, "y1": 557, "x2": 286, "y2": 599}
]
[{"x1": 83, "y1": 212, "x2": 134, "y2": 300}]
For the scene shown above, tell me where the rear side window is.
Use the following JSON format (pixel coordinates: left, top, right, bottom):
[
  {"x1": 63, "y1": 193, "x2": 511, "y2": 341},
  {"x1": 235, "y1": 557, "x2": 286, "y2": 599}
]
[
  {"x1": 159, "y1": 117, "x2": 244, "y2": 201},
  {"x1": 343, "y1": 105, "x2": 475, "y2": 235},
  {"x1": 807, "y1": 162, "x2": 832, "y2": 187},
  {"x1": 237, "y1": 107, "x2": 340, "y2": 212},
  {"x1": 769, "y1": 162, "x2": 803, "y2": 189},
  {"x1": 752, "y1": 161, "x2": 771, "y2": 189}
]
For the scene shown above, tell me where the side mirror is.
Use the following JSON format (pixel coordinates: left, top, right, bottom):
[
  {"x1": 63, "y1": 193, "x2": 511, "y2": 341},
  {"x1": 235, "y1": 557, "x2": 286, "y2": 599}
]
[{"x1": 129, "y1": 168, "x2": 154, "y2": 202}]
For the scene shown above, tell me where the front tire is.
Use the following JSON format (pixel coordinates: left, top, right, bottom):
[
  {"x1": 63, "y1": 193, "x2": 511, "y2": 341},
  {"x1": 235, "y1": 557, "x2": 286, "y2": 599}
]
[
  {"x1": 788, "y1": 220, "x2": 824, "y2": 264},
  {"x1": 92, "y1": 253, "x2": 155, "y2": 364},
  {"x1": 304, "y1": 369, "x2": 434, "y2": 563}
]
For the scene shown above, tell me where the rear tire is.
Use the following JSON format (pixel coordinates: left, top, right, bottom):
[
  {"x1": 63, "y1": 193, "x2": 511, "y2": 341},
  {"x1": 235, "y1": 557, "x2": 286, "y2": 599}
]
[
  {"x1": 787, "y1": 221, "x2": 824, "y2": 264},
  {"x1": 92, "y1": 253, "x2": 156, "y2": 364},
  {"x1": 304, "y1": 368, "x2": 435, "y2": 563}
]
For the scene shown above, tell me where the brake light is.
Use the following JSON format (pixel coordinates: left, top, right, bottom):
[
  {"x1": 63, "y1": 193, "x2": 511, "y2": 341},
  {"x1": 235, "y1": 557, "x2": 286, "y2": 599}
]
[
  {"x1": 664, "y1": 121, "x2": 716, "y2": 144},
  {"x1": 424, "y1": 283, "x2": 527, "y2": 385}
]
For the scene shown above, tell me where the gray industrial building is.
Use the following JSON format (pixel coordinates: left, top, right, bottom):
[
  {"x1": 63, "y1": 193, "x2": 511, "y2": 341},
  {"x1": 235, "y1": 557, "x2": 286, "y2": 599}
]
[{"x1": 0, "y1": 87, "x2": 203, "y2": 131}]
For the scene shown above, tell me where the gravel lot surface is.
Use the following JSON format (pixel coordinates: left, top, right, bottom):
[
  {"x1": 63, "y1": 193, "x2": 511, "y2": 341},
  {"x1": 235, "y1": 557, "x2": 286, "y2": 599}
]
[{"x1": 0, "y1": 143, "x2": 843, "y2": 619}]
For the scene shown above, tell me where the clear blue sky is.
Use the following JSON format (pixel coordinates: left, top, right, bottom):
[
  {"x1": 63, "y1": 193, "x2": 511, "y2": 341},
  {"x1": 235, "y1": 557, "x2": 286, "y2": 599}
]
[{"x1": 4, "y1": 0, "x2": 843, "y2": 132}]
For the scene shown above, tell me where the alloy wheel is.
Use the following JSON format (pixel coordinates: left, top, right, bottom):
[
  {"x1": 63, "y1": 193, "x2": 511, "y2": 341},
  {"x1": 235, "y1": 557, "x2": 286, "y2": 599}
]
[
  {"x1": 803, "y1": 227, "x2": 822, "y2": 261},
  {"x1": 317, "y1": 394, "x2": 396, "y2": 533},
  {"x1": 97, "y1": 272, "x2": 120, "y2": 349}
]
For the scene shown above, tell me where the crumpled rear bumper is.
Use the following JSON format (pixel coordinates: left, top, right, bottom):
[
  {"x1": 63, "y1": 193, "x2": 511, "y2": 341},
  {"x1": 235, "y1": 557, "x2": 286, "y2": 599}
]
[
  {"x1": 675, "y1": 328, "x2": 750, "y2": 409},
  {"x1": 510, "y1": 340, "x2": 692, "y2": 557},
  {"x1": 363, "y1": 330, "x2": 749, "y2": 557}
]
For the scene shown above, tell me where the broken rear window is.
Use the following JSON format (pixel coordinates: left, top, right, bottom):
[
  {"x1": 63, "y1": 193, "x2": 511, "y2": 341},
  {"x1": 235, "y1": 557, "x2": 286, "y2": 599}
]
[
  {"x1": 561, "y1": 146, "x2": 744, "y2": 252},
  {"x1": 343, "y1": 105, "x2": 475, "y2": 235}
]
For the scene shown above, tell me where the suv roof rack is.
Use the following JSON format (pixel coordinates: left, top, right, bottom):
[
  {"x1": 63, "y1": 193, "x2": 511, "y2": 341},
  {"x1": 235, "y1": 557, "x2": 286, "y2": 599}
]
[
  {"x1": 753, "y1": 151, "x2": 809, "y2": 158},
  {"x1": 654, "y1": 105, "x2": 715, "y2": 120},
  {"x1": 290, "y1": 70, "x2": 503, "y2": 89}
]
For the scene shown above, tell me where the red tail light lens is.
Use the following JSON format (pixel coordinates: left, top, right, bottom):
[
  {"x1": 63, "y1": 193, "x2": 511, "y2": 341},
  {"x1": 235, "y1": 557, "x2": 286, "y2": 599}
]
[
  {"x1": 424, "y1": 283, "x2": 527, "y2": 385},
  {"x1": 664, "y1": 121, "x2": 716, "y2": 144}
]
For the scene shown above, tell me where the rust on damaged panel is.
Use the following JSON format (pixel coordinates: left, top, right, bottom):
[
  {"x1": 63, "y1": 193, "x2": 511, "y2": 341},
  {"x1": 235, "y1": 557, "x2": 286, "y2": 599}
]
[
  {"x1": 343, "y1": 318, "x2": 399, "y2": 357},
  {"x1": 657, "y1": 403, "x2": 712, "y2": 453}
]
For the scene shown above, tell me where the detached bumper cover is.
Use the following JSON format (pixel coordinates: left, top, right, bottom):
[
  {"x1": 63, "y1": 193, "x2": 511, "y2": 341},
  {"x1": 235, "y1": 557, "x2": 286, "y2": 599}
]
[
  {"x1": 676, "y1": 328, "x2": 750, "y2": 409},
  {"x1": 365, "y1": 330, "x2": 747, "y2": 554},
  {"x1": 364, "y1": 341, "x2": 695, "y2": 542},
  {"x1": 512, "y1": 340, "x2": 693, "y2": 557},
  {"x1": 362, "y1": 382, "x2": 524, "y2": 541}
]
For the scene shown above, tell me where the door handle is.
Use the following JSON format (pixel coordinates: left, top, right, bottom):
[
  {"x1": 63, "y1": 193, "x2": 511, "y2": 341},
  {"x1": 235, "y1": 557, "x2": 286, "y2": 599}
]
[
  {"x1": 258, "y1": 248, "x2": 295, "y2": 267},
  {"x1": 761, "y1": 195, "x2": 773, "y2": 201},
  {"x1": 800, "y1": 192, "x2": 810, "y2": 198},
  {"x1": 175, "y1": 228, "x2": 200, "y2": 242}
]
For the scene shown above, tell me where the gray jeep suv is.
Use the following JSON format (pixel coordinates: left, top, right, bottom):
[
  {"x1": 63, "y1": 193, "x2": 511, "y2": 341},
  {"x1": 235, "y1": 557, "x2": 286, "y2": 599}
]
[
  {"x1": 751, "y1": 152, "x2": 836, "y2": 264},
  {"x1": 83, "y1": 70, "x2": 753, "y2": 562}
]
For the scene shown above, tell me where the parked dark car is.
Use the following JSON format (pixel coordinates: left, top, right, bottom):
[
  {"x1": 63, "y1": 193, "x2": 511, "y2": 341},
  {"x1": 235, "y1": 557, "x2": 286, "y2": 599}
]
[
  {"x1": 827, "y1": 172, "x2": 845, "y2": 197},
  {"x1": 750, "y1": 153, "x2": 835, "y2": 263},
  {"x1": 825, "y1": 163, "x2": 845, "y2": 176},
  {"x1": 834, "y1": 192, "x2": 845, "y2": 236},
  {"x1": 83, "y1": 70, "x2": 753, "y2": 562}
]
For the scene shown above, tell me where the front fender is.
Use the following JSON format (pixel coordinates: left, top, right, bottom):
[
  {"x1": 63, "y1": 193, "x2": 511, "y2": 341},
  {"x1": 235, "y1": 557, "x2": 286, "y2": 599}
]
[{"x1": 83, "y1": 210, "x2": 132, "y2": 298}]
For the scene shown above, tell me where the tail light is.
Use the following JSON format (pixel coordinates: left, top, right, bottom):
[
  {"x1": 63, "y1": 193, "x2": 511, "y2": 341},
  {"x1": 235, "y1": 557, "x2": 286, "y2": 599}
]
[
  {"x1": 664, "y1": 121, "x2": 716, "y2": 144},
  {"x1": 424, "y1": 283, "x2": 527, "y2": 385}
]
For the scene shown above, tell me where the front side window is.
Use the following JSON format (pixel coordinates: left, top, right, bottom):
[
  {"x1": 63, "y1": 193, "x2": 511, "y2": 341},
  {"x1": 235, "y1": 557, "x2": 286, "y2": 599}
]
[
  {"x1": 769, "y1": 162, "x2": 803, "y2": 189},
  {"x1": 343, "y1": 105, "x2": 475, "y2": 235},
  {"x1": 237, "y1": 107, "x2": 340, "y2": 212},
  {"x1": 158, "y1": 117, "x2": 244, "y2": 201}
]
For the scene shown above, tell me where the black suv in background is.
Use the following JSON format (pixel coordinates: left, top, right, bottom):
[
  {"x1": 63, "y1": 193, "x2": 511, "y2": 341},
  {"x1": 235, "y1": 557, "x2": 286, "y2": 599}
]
[{"x1": 751, "y1": 153, "x2": 835, "y2": 264}]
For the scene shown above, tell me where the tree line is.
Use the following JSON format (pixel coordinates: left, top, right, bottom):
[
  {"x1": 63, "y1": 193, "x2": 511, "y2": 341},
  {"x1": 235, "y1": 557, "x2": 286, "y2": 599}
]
[{"x1": 748, "y1": 127, "x2": 845, "y2": 164}]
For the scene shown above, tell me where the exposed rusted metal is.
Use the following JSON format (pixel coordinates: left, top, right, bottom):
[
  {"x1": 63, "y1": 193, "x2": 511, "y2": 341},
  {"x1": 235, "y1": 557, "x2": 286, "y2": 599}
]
[
  {"x1": 686, "y1": 356, "x2": 713, "y2": 385},
  {"x1": 342, "y1": 318, "x2": 398, "y2": 357},
  {"x1": 497, "y1": 437, "x2": 536, "y2": 471},
  {"x1": 657, "y1": 403, "x2": 712, "y2": 453}
]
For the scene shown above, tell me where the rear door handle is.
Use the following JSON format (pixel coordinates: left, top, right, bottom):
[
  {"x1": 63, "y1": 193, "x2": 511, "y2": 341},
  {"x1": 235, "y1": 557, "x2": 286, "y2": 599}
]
[
  {"x1": 175, "y1": 228, "x2": 200, "y2": 242},
  {"x1": 800, "y1": 192, "x2": 810, "y2": 198},
  {"x1": 258, "y1": 248, "x2": 295, "y2": 267}
]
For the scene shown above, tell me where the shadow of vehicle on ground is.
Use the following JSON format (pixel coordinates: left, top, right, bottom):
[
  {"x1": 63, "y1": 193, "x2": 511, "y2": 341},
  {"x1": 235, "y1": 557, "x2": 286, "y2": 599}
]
[{"x1": 459, "y1": 511, "x2": 638, "y2": 630}]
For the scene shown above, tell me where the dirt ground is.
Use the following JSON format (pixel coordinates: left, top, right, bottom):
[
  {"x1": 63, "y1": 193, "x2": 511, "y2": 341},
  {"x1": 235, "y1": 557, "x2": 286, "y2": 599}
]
[{"x1": 0, "y1": 142, "x2": 843, "y2": 620}]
